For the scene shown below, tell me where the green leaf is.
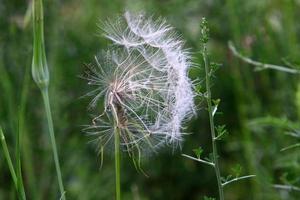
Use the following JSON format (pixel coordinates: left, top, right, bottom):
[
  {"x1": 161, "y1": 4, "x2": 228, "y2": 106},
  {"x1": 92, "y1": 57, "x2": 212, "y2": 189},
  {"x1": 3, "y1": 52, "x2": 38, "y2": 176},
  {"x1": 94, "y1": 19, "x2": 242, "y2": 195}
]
[
  {"x1": 209, "y1": 63, "x2": 222, "y2": 76},
  {"x1": 215, "y1": 125, "x2": 228, "y2": 140},
  {"x1": 193, "y1": 147, "x2": 203, "y2": 159},
  {"x1": 231, "y1": 164, "x2": 242, "y2": 178},
  {"x1": 195, "y1": 84, "x2": 203, "y2": 96},
  {"x1": 212, "y1": 98, "x2": 221, "y2": 106}
]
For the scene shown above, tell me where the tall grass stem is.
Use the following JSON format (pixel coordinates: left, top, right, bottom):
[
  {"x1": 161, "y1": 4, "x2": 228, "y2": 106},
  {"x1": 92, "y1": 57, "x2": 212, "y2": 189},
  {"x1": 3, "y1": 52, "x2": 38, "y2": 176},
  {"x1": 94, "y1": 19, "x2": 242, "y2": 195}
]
[
  {"x1": 16, "y1": 119, "x2": 26, "y2": 200},
  {"x1": 0, "y1": 127, "x2": 26, "y2": 199},
  {"x1": 20, "y1": 65, "x2": 37, "y2": 199},
  {"x1": 0, "y1": 127, "x2": 18, "y2": 189}
]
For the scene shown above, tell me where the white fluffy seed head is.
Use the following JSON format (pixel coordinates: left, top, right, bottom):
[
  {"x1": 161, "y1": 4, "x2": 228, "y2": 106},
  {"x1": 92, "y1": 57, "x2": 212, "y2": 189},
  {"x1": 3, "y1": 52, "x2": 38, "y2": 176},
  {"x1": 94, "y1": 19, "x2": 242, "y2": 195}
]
[{"x1": 85, "y1": 11, "x2": 195, "y2": 154}]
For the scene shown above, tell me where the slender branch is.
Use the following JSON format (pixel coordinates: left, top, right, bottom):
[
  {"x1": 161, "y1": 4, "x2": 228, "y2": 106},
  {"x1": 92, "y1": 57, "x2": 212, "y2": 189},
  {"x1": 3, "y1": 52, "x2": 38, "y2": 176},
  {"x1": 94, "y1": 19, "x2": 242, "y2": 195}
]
[
  {"x1": 228, "y1": 41, "x2": 300, "y2": 74},
  {"x1": 214, "y1": 132, "x2": 225, "y2": 141},
  {"x1": 280, "y1": 143, "x2": 300, "y2": 152},
  {"x1": 284, "y1": 131, "x2": 300, "y2": 138},
  {"x1": 203, "y1": 43, "x2": 224, "y2": 199},
  {"x1": 273, "y1": 184, "x2": 300, "y2": 192},
  {"x1": 41, "y1": 89, "x2": 66, "y2": 200},
  {"x1": 222, "y1": 175, "x2": 256, "y2": 187},
  {"x1": 182, "y1": 154, "x2": 215, "y2": 167}
]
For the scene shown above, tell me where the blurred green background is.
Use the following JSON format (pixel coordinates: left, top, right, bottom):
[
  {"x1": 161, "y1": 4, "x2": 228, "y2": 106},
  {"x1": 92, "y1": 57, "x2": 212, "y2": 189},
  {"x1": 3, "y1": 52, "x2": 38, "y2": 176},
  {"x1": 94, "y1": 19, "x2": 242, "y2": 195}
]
[{"x1": 1, "y1": 0, "x2": 300, "y2": 199}]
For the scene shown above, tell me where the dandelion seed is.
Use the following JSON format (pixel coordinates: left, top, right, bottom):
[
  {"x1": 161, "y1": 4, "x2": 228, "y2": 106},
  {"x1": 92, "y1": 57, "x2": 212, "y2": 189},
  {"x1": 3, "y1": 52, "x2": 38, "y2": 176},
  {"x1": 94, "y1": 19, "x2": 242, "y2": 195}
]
[{"x1": 84, "y1": 11, "x2": 195, "y2": 156}]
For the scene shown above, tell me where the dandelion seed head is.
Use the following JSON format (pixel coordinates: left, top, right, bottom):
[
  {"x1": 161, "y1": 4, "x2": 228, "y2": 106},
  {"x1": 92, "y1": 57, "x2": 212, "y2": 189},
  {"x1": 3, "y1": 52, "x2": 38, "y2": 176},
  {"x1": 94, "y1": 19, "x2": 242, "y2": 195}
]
[{"x1": 85, "y1": 11, "x2": 195, "y2": 155}]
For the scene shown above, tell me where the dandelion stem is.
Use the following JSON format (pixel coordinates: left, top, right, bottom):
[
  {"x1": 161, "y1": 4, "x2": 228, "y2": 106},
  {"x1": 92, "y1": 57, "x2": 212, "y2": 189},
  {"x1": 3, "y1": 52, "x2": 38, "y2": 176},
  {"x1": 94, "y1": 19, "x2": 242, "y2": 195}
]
[
  {"x1": 203, "y1": 44, "x2": 224, "y2": 200},
  {"x1": 114, "y1": 126, "x2": 121, "y2": 200},
  {"x1": 41, "y1": 88, "x2": 66, "y2": 200}
]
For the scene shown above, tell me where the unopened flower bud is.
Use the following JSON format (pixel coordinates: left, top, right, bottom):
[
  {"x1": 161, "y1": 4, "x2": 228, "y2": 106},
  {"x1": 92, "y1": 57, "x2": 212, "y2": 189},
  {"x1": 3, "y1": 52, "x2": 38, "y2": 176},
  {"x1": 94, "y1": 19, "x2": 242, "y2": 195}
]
[{"x1": 31, "y1": 0, "x2": 49, "y2": 89}]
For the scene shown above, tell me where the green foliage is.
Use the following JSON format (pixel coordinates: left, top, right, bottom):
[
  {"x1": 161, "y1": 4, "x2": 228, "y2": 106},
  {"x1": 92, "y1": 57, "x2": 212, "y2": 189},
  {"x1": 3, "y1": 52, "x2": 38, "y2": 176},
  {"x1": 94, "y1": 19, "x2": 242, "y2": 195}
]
[
  {"x1": 215, "y1": 125, "x2": 228, "y2": 140},
  {"x1": 193, "y1": 147, "x2": 203, "y2": 159},
  {"x1": 203, "y1": 196, "x2": 216, "y2": 200},
  {"x1": 231, "y1": 164, "x2": 242, "y2": 178}
]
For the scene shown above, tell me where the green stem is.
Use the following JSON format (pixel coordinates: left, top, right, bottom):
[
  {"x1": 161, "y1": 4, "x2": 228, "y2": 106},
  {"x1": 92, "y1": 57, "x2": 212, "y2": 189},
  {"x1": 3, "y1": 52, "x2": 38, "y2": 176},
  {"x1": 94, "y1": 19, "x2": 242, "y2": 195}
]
[
  {"x1": 1, "y1": 127, "x2": 18, "y2": 188},
  {"x1": 0, "y1": 127, "x2": 25, "y2": 200},
  {"x1": 203, "y1": 45, "x2": 224, "y2": 200},
  {"x1": 41, "y1": 88, "x2": 65, "y2": 200},
  {"x1": 114, "y1": 126, "x2": 121, "y2": 200},
  {"x1": 19, "y1": 65, "x2": 37, "y2": 199},
  {"x1": 16, "y1": 118, "x2": 26, "y2": 200}
]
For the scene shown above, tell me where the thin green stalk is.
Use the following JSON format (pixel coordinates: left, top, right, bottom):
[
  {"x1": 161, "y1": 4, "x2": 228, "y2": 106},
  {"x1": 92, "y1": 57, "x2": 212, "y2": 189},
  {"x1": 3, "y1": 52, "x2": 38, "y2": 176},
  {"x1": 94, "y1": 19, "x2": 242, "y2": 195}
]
[
  {"x1": 1, "y1": 127, "x2": 18, "y2": 189},
  {"x1": 14, "y1": 66, "x2": 31, "y2": 200},
  {"x1": 228, "y1": 42, "x2": 300, "y2": 74},
  {"x1": 31, "y1": 0, "x2": 66, "y2": 198},
  {"x1": 16, "y1": 119, "x2": 26, "y2": 200},
  {"x1": 203, "y1": 45, "x2": 224, "y2": 200},
  {"x1": 114, "y1": 126, "x2": 121, "y2": 200},
  {"x1": 0, "y1": 127, "x2": 26, "y2": 200},
  {"x1": 19, "y1": 65, "x2": 37, "y2": 199},
  {"x1": 41, "y1": 88, "x2": 65, "y2": 200}
]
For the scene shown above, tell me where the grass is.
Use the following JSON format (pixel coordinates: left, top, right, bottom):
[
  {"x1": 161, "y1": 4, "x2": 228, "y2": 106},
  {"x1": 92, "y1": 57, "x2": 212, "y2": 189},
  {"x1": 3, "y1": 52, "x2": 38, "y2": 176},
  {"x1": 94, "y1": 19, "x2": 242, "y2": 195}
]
[
  {"x1": 1, "y1": 0, "x2": 300, "y2": 199},
  {"x1": 0, "y1": 127, "x2": 26, "y2": 199}
]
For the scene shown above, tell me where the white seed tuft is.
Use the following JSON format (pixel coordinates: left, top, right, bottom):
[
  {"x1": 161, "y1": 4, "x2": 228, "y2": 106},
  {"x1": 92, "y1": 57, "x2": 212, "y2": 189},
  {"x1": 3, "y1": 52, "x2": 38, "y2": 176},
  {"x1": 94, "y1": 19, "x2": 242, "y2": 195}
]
[{"x1": 85, "y1": 12, "x2": 195, "y2": 154}]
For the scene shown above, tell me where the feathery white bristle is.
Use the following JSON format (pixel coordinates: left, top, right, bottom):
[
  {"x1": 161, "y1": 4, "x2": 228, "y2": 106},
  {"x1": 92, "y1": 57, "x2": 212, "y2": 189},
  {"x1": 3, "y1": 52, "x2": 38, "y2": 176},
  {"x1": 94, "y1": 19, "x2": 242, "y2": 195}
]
[{"x1": 86, "y1": 11, "x2": 195, "y2": 153}]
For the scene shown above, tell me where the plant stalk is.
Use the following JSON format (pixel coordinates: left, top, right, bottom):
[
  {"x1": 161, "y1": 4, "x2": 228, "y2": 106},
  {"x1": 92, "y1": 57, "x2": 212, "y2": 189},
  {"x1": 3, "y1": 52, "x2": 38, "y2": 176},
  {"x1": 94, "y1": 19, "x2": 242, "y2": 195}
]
[
  {"x1": 1, "y1": 127, "x2": 26, "y2": 200},
  {"x1": 203, "y1": 45, "x2": 224, "y2": 200},
  {"x1": 19, "y1": 65, "x2": 37, "y2": 199},
  {"x1": 41, "y1": 88, "x2": 65, "y2": 200},
  {"x1": 16, "y1": 118, "x2": 27, "y2": 200},
  {"x1": 114, "y1": 126, "x2": 121, "y2": 200}
]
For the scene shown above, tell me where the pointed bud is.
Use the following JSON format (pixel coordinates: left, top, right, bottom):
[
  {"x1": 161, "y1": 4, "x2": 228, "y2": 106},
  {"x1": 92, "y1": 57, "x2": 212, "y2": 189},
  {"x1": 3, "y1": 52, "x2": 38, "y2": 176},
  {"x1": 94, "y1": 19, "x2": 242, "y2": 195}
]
[{"x1": 31, "y1": 0, "x2": 49, "y2": 89}]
